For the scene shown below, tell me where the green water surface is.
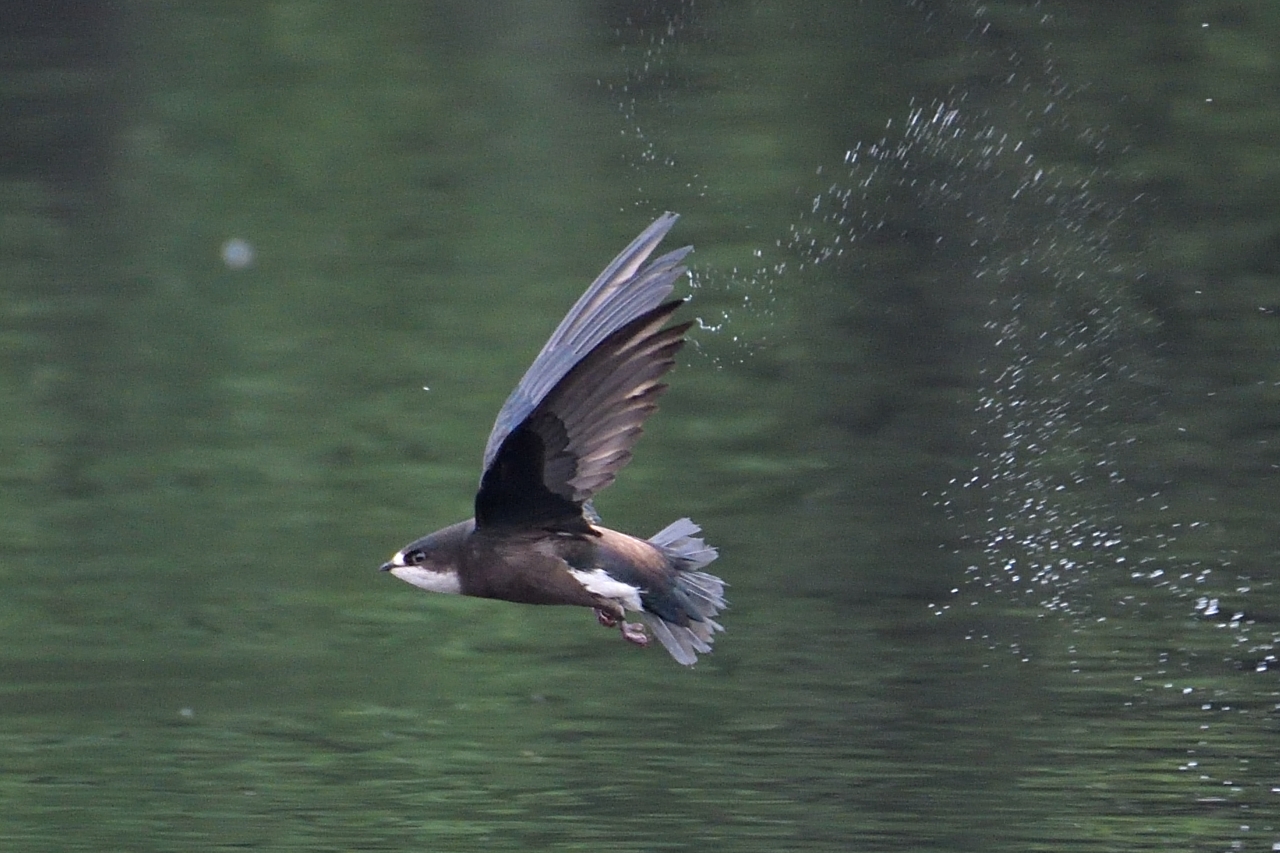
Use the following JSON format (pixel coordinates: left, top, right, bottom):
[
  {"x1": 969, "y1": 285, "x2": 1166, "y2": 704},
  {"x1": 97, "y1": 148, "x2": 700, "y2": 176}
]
[{"x1": 1, "y1": 2, "x2": 1278, "y2": 851}]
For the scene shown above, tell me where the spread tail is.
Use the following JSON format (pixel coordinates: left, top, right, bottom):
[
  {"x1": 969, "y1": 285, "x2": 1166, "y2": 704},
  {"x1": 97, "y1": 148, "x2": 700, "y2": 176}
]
[{"x1": 644, "y1": 518, "x2": 726, "y2": 666}]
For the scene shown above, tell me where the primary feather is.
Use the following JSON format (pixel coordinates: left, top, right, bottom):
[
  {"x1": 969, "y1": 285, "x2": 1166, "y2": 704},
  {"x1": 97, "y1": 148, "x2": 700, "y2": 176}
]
[{"x1": 482, "y1": 213, "x2": 691, "y2": 474}]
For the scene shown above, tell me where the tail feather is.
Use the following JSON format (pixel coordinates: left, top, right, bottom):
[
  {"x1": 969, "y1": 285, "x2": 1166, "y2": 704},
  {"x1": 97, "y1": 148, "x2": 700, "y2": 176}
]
[
  {"x1": 645, "y1": 518, "x2": 726, "y2": 666},
  {"x1": 650, "y1": 517, "x2": 718, "y2": 569},
  {"x1": 673, "y1": 570, "x2": 725, "y2": 612}
]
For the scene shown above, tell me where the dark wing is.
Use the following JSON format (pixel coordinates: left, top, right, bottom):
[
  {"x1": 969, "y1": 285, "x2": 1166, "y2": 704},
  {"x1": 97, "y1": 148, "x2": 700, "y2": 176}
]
[
  {"x1": 481, "y1": 213, "x2": 691, "y2": 473},
  {"x1": 475, "y1": 300, "x2": 691, "y2": 531}
]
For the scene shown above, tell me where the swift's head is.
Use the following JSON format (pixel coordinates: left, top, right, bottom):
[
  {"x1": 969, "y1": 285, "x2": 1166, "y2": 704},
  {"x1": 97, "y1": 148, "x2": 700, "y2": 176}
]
[{"x1": 379, "y1": 519, "x2": 474, "y2": 595}]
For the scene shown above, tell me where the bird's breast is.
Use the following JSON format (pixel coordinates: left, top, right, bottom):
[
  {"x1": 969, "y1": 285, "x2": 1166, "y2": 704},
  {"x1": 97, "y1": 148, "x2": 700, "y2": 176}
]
[{"x1": 458, "y1": 531, "x2": 600, "y2": 607}]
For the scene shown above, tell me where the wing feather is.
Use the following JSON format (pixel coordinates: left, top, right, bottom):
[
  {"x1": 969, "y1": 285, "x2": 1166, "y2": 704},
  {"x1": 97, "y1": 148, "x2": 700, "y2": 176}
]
[
  {"x1": 481, "y1": 213, "x2": 690, "y2": 473},
  {"x1": 475, "y1": 299, "x2": 691, "y2": 530}
]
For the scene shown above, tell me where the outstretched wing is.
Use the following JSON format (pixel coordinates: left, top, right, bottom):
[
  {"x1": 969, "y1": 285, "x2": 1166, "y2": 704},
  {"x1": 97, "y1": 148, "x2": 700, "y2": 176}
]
[
  {"x1": 481, "y1": 212, "x2": 691, "y2": 473},
  {"x1": 475, "y1": 300, "x2": 691, "y2": 531}
]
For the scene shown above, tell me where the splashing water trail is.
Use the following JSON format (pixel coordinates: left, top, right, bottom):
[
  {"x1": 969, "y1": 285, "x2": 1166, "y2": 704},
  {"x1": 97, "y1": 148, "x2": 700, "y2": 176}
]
[{"x1": 788, "y1": 94, "x2": 1160, "y2": 621}]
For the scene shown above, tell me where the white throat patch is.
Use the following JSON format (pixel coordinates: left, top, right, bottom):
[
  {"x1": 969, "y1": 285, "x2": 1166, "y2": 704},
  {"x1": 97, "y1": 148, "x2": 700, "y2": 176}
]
[
  {"x1": 568, "y1": 569, "x2": 643, "y2": 612},
  {"x1": 389, "y1": 565, "x2": 462, "y2": 595}
]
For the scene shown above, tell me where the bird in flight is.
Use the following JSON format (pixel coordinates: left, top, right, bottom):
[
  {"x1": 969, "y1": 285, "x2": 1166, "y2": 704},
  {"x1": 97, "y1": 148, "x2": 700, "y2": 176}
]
[{"x1": 381, "y1": 213, "x2": 725, "y2": 665}]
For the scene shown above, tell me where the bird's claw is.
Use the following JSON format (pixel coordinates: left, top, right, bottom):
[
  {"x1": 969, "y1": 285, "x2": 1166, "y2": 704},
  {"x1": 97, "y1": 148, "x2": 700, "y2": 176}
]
[
  {"x1": 594, "y1": 607, "x2": 647, "y2": 647},
  {"x1": 620, "y1": 621, "x2": 649, "y2": 647}
]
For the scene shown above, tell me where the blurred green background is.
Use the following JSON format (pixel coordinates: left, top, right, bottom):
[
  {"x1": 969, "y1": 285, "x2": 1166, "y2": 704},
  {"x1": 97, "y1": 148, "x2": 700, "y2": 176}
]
[{"x1": 2, "y1": 1, "x2": 1279, "y2": 850}]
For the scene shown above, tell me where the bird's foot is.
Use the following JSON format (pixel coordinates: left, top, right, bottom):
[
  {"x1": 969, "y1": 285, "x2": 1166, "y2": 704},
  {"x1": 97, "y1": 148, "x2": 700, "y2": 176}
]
[
  {"x1": 620, "y1": 621, "x2": 649, "y2": 647},
  {"x1": 594, "y1": 607, "x2": 620, "y2": 628}
]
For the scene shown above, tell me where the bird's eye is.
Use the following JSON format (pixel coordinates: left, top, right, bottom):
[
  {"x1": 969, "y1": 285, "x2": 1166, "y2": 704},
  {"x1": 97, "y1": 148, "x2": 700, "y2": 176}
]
[{"x1": 407, "y1": 550, "x2": 427, "y2": 565}]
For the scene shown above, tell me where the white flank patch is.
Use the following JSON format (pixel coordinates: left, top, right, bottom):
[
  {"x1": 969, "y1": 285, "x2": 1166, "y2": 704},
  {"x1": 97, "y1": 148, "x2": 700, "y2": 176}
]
[
  {"x1": 568, "y1": 569, "x2": 643, "y2": 612},
  {"x1": 389, "y1": 565, "x2": 462, "y2": 595}
]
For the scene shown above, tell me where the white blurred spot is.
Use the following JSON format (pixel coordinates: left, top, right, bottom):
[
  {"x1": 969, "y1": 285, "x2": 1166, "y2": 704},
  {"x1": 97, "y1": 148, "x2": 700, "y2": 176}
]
[{"x1": 221, "y1": 238, "x2": 255, "y2": 270}]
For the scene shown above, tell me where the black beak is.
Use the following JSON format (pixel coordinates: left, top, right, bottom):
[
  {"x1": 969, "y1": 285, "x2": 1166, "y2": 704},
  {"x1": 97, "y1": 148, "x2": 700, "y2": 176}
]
[{"x1": 379, "y1": 561, "x2": 396, "y2": 572}]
